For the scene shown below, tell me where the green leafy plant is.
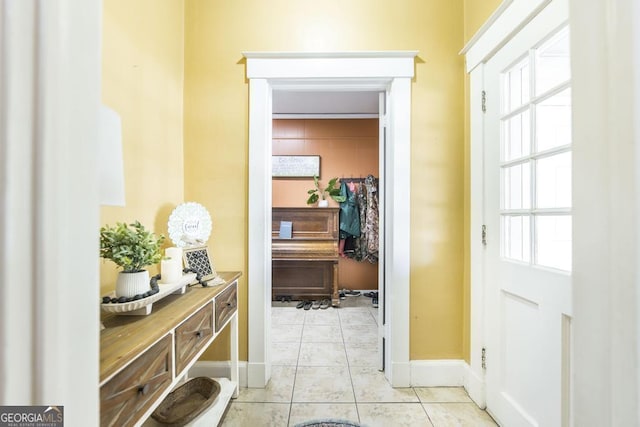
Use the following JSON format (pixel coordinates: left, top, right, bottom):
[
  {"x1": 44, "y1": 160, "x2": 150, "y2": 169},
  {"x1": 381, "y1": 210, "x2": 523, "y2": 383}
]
[
  {"x1": 306, "y1": 175, "x2": 346, "y2": 205},
  {"x1": 100, "y1": 221, "x2": 165, "y2": 272}
]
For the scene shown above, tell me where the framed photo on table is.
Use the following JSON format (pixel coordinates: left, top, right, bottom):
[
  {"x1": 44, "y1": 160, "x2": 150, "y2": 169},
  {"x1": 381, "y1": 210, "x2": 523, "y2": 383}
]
[{"x1": 182, "y1": 245, "x2": 217, "y2": 283}]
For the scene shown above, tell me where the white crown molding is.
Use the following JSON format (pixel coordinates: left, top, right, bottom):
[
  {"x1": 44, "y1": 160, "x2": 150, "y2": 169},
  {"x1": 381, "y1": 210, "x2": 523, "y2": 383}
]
[
  {"x1": 243, "y1": 51, "x2": 418, "y2": 80},
  {"x1": 460, "y1": 0, "x2": 554, "y2": 73},
  {"x1": 460, "y1": 0, "x2": 514, "y2": 55},
  {"x1": 242, "y1": 50, "x2": 419, "y2": 59}
]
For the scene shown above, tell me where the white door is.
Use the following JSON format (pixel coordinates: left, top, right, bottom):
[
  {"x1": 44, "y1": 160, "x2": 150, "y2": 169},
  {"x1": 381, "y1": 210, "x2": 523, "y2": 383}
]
[{"x1": 483, "y1": 1, "x2": 572, "y2": 426}]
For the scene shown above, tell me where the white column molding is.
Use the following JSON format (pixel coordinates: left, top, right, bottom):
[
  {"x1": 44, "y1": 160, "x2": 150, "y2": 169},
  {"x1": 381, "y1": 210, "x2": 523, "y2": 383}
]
[
  {"x1": 0, "y1": 0, "x2": 101, "y2": 424},
  {"x1": 247, "y1": 78, "x2": 273, "y2": 388},
  {"x1": 386, "y1": 76, "x2": 412, "y2": 387},
  {"x1": 570, "y1": 0, "x2": 640, "y2": 426}
]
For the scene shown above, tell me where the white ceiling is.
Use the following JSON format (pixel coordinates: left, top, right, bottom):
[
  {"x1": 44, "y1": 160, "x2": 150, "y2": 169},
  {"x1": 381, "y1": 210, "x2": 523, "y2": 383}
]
[{"x1": 272, "y1": 91, "x2": 379, "y2": 115}]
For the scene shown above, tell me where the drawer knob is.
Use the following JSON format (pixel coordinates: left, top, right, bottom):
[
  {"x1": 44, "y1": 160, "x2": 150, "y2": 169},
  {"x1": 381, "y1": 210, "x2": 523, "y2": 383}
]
[
  {"x1": 138, "y1": 383, "x2": 149, "y2": 396},
  {"x1": 195, "y1": 331, "x2": 203, "y2": 338},
  {"x1": 226, "y1": 302, "x2": 233, "y2": 307}
]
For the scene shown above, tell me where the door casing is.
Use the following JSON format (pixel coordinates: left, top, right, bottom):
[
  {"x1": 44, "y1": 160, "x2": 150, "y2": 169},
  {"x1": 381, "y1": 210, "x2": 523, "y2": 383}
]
[{"x1": 243, "y1": 51, "x2": 416, "y2": 388}]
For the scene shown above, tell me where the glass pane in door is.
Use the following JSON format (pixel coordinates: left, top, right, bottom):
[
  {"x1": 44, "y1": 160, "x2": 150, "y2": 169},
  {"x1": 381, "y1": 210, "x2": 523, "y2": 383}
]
[
  {"x1": 502, "y1": 215, "x2": 531, "y2": 262},
  {"x1": 535, "y1": 215, "x2": 571, "y2": 271},
  {"x1": 503, "y1": 59, "x2": 530, "y2": 112},
  {"x1": 536, "y1": 89, "x2": 572, "y2": 152},
  {"x1": 503, "y1": 162, "x2": 531, "y2": 209},
  {"x1": 535, "y1": 30, "x2": 570, "y2": 95},
  {"x1": 536, "y1": 152, "x2": 571, "y2": 208},
  {"x1": 503, "y1": 110, "x2": 531, "y2": 161}
]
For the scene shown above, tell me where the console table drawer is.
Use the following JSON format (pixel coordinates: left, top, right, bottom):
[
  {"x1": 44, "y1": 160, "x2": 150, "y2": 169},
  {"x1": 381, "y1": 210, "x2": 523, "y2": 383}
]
[
  {"x1": 175, "y1": 302, "x2": 214, "y2": 373},
  {"x1": 215, "y1": 282, "x2": 237, "y2": 332},
  {"x1": 100, "y1": 335, "x2": 172, "y2": 427}
]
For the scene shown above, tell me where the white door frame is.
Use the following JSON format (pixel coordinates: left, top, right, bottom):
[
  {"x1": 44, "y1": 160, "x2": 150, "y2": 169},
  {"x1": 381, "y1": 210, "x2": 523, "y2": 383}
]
[
  {"x1": 243, "y1": 51, "x2": 416, "y2": 388},
  {"x1": 463, "y1": 0, "x2": 640, "y2": 424}
]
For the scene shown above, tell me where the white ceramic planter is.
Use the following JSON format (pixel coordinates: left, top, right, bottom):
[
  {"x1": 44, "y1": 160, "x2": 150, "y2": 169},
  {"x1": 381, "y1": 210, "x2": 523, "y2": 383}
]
[
  {"x1": 318, "y1": 199, "x2": 329, "y2": 207},
  {"x1": 116, "y1": 270, "x2": 150, "y2": 298}
]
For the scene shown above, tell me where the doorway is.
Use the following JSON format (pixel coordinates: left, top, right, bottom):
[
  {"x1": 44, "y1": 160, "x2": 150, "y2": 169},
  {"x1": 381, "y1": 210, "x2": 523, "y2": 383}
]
[
  {"x1": 271, "y1": 95, "x2": 383, "y2": 367},
  {"x1": 244, "y1": 51, "x2": 417, "y2": 388}
]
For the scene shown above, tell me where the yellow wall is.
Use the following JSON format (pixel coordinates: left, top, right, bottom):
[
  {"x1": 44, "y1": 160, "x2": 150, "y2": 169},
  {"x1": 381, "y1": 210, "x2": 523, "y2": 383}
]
[
  {"x1": 101, "y1": 0, "x2": 185, "y2": 295},
  {"x1": 464, "y1": 0, "x2": 503, "y2": 43},
  {"x1": 184, "y1": 0, "x2": 466, "y2": 361},
  {"x1": 100, "y1": 0, "x2": 505, "y2": 363}
]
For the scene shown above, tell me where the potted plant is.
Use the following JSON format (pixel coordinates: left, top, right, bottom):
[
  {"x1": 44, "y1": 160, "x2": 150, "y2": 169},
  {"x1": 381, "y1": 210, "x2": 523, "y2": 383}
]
[
  {"x1": 306, "y1": 175, "x2": 346, "y2": 207},
  {"x1": 100, "y1": 221, "x2": 165, "y2": 298}
]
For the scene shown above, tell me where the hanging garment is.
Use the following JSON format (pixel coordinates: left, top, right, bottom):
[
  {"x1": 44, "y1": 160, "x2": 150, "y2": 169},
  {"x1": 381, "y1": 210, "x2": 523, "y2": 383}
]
[
  {"x1": 364, "y1": 175, "x2": 379, "y2": 263},
  {"x1": 349, "y1": 183, "x2": 369, "y2": 262},
  {"x1": 339, "y1": 180, "x2": 360, "y2": 239}
]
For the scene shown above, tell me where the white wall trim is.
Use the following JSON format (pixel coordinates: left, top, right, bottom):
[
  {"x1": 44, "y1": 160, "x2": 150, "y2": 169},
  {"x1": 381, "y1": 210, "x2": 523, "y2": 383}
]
[
  {"x1": 244, "y1": 51, "x2": 417, "y2": 80},
  {"x1": 243, "y1": 51, "x2": 419, "y2": 60},
  {"x1": 410, "y1": 360, "x2": 486, "y2": 408},
  {"x1": 462, "y1": 0, "x2": 553, "y2": 73},
  {"x1": 460, "y1": 0, "x2": 514, "y2": 56},
  {"x1": 244, "y1": 51, "x2": 416, "y2": 388},
  {"x1": 410, "y1": 360, "x2": 466, "y2": 387},
  {"x1": 247, "y1": 78, "x2": 273, "y2": 389},
  {"x1": 190, "y1": 361, "x2": 248, "y2": 389}
]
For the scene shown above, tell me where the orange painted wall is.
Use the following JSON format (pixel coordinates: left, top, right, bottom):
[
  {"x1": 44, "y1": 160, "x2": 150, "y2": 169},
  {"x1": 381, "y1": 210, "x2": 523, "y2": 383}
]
[{"x1": 273, "y1": 119, "x2": 379, "y2": 291}]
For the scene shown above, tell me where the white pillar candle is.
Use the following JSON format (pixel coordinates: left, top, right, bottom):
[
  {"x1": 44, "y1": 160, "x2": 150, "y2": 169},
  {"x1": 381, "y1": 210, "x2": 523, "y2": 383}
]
[
  {"x1": 165, "y1": 247, "x2": 182, "y2": 262},
  {"x1": 161, "y1": 258, "x2": 182, "y2": 284}
]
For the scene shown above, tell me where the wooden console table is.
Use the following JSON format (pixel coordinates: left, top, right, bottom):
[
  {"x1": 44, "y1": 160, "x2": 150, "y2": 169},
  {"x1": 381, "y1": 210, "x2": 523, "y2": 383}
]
[
  {"x1": 100, "y1": 271, "x2": 241, "y2": 427},
  {"x1": 272, "y1": 207, "x2": 340, "y2": 306}
]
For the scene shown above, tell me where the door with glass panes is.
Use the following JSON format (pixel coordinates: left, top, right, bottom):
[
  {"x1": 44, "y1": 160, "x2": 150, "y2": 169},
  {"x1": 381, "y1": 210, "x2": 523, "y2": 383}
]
[{"x1": 483, "y1": 2, "x2": 572, "y2": 426}]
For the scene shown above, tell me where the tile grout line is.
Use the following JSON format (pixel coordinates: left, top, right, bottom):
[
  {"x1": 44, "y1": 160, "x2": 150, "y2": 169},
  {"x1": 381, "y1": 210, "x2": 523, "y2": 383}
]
[
  {"x1": 287, "y1": 308, "x2": 305, "y2": 426},
  {"x1": 339, "y1": 307, "x2": 362, "y2": 425}
]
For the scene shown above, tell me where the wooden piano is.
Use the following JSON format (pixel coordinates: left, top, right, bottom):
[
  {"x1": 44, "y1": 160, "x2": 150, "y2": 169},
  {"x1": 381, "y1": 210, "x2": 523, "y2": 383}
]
[{"x1": 272, "y1": 207, "x2": 340, "y2": 306}]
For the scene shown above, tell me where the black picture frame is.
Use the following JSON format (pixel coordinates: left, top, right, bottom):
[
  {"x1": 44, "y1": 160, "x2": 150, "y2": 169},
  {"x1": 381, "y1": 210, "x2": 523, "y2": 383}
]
[{"x1": 182, "y1": 245, "x2": 217, "y2": 283}]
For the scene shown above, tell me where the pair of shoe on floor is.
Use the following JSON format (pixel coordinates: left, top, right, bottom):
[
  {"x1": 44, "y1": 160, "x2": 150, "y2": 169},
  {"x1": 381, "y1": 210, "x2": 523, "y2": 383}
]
[
  {"x1": 339, "y1": 289, "x2": 361, "y2": 299},
  {"x1": 363, "y1": 291, "x2": 379, "y2": 308},
  {"x1": 296, "y1": 299, "x2": 331, "y2": 310}
]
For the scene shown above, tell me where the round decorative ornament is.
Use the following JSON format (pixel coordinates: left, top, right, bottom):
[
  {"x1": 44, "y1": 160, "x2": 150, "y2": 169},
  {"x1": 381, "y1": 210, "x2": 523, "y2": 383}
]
[{"x1": 167, "y1": 202, "x2": 212, "y2": 247}]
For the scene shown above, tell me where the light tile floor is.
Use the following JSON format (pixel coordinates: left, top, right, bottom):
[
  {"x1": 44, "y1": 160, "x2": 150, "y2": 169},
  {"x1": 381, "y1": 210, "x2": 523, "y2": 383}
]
[{"x1": 221, "y1": 297, "x2": 497, "y2": 427}]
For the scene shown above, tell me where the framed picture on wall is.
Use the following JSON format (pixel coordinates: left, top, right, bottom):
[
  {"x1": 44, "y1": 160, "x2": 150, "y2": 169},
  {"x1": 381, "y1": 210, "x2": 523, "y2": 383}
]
[{"x1": 272, "y1": 155, "x2": 320, "y2": 178}]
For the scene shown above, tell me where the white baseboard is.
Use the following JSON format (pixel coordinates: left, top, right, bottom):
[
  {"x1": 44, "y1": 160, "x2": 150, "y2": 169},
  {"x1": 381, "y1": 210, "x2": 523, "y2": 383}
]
[
  {"x1": 189, "y1": 358, "x2": 486, "y2": 405},
  {"x1": 247, "y1": 362, "x2": 269, "y2": 388},
  {"x1": 410, "y1": 359, "x2": 466, "y2": 387},
  {"x1": 189, "y1": 361, "x2": 248, "y2": 388},
  {"x1": 463, "y1": 364, "x2": 486, "y2": 408},
  {"x1": 410, "y1": 360, "x2": 487, "y2": 409},
  {"x1": 390, "y1": 361, "x2": 411, "y2": 387}
]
